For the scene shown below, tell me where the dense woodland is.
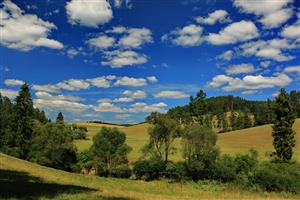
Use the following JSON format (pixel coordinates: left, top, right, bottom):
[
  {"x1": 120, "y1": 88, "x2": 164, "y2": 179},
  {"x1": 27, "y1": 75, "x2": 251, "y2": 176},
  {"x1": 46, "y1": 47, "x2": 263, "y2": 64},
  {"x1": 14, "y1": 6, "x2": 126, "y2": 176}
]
[{"x1": 153, "y1": 90, "x2": 300, "y2": 132}]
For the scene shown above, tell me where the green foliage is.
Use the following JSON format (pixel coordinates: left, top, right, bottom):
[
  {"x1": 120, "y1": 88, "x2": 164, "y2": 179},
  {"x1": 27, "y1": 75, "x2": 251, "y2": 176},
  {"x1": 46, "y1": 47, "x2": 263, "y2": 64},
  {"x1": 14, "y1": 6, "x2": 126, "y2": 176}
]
[
  {"x1": 27, "y1": 123, "x2": 77, "y2": 171},
  {"x1": 90, "y1": 127, "x2": 131, "y2": 177},
  {"x1": 164, "y1": 162, "x2": 185, "y2": 181},
  {"x1": 68, "y1": 124, "x2": 87, "y2": 140},
  {"x1": 133, "y1": 159, "x2": 165, "y2": 181},
  {"x1": 77, "y1": 150, "x2": 93, "y2": 170},
  {"x1": 252, "y1": 162, "x2": 300, "y2": 193},
  {"x1": 56, "y1": 112, "x2": 64, "y2": 124},
  {"x1": 272, "y1": 88, "x2": 296, "y2": 161},
  {"x1": 110, "y1": 164, "x2": 132, "y2": 178},
  {"x1": 146, "y1": 115, "x2": 181, "y2": 163}
]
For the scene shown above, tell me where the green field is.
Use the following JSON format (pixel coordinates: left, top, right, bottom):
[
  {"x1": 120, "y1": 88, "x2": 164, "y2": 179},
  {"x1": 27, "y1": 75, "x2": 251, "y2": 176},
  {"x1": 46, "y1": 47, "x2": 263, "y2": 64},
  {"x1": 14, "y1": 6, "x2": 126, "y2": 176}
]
[
  {"x1": 1, "y1": 153, "x2": 300, "y2": 200},
  {"x1": 75, "y1": 119, "x2": 300, "y2": 162}
]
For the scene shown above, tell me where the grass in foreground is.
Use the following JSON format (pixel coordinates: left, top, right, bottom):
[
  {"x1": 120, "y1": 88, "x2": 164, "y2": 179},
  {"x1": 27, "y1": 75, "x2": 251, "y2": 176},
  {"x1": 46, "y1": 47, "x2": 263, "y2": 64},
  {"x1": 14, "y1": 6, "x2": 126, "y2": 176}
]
[
  {"x1": 1, "y1": 153, "x2": 299, "y2": 200},
  {"x1": 75, "y1": 119, "x2": 300, "y2": 162}
]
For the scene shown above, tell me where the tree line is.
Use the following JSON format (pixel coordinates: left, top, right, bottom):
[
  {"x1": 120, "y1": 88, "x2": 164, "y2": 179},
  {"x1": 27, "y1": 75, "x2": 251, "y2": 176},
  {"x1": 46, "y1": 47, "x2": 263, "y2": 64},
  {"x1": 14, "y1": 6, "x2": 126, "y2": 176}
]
[{"x1": 159, "y1": 90, "x2": 300, "y2": 132}]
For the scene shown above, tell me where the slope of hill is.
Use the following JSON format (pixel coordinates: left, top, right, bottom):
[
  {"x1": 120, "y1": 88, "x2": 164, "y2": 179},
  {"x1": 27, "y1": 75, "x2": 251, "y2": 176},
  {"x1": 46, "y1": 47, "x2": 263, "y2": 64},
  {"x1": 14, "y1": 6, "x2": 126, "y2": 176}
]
[
  {"x1": 1, "y1": 153, "x2": 299, "y2": 200},
  {"x1": 75, "y1": 119, "x2": 300, "y2": 162}
]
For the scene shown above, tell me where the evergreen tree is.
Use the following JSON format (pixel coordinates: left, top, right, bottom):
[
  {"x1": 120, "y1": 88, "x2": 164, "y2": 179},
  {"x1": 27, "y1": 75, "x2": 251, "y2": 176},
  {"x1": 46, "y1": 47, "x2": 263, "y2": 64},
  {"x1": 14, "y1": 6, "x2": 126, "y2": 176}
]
[
  {"x1": 272, "y1": 88, "x2": 296, "y2": 161},
  {"x1": 56, "y1": 112, "x2": 64, "y2": 124},
  {"x1": 14, "y1": 83, "x2": 34, "y2": 158}
]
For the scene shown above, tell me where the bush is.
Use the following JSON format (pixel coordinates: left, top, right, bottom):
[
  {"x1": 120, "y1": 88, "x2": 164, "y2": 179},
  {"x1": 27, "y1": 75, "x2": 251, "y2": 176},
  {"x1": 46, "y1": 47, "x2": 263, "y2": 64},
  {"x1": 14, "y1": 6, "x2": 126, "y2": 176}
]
[
  {"x1": 164, "y1": 162, "x2": 185, "y2": 181},
  {"x1": 210, "y1": 154, "x2": 236, "y2": 182},
  {"x1": 133, "y1": 159, "x2": 165, "y2": 181},
  {"x1": 234, "y1": 149, "x2": 258, "y2": 175},
  {"x1": 111, "y1": 164, "x2": 132, "y2": 178},
  {"x1": 252, "y1": 162, "x2": 300, "y2": 193},
  {"x1": 184, "y1": 160, "x2": 207, "y2": 181}
]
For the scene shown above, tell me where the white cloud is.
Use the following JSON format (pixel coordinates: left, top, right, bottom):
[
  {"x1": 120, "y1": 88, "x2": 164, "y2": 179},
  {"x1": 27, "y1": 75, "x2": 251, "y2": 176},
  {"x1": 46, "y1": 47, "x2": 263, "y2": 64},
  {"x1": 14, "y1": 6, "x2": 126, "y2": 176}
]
[
  {"x1": 4, "y1": 79, "x2": 25, "y2": 86},
  {"x1": 217, "y1": 50, "x2": 234, "y2": 61},
  {"x1": 56, "y1": 79, "x2": 90, "y2": 91},
  {"x1": 66, "y1": 0, "x2": 113, "y2": 28},
  {"x1": 123, "y1": 90, "x2": 147, "y2": 99},
  {"x1": 93, "y1": 102, "x2": 124, "y2": 112},
  {"x1": 67, "y1": 48, "x2": 79, "y2": 58},
  {"x1": 87, "y1": 35, "x2": 115, "y2": 49},
  {"x1": 114, "y1": 76, "x2": 147, "y2": 87},
  {"x1": 154, "y1": 91, "x2": 189, "y2": 99},
  {"x1": 32, "y1": 84, "x2": 60, "y2": 93},
  {"x1": 233, "y1": 0, "x2": 293, "y2": 28},
  {"x1": 127, "y1": 102, "x2": 167, "y2": 113},
  {"x1": 113, "y1": 97, "x2": 134, "y2": 102},
  {"x1": 0, "y1": 89, "x2": 18, "y2": 99},
  {"x1": 241, "y1": 90, "x2": 259, "y2": 95},
  {"x1": 118, "y1": 27, "x2": 152, "y2": 48},
  {"x1": 206, "y1": 20, "x2": 259, "y2": 45},
  {"x1": 283, "y1": 65, "x2": 300, "y2": 74},
  {"x1": 208, "y1": 73, "x2": 292, "y2": 91},
  {"x1": 162, "y1": 24, "x2": 204, "y2": 47},
  {"x1": 101, "y1": 50, "x2": 147, "y2": 68},
  {"x1": 281, "y1": 23, "x2": 300, "y2": 41},
  {"x1": 240, "y1": 38, "x2": 296, "y2": 61},
  {"x1": 260, "y1": 61, "x2": 271, "y2": 68},
  {"x1": 195, "y1": 10, "x2": 230, "y2": 25},
  {"x1": 147, "y1": 76, "x2": 158, "y2": 83},
  {"x1": 115, "y1": 113, "x2": 132, "y2": 120},
  {"x1": 87, "y1": 76, "x2": 116, "y2": 88},
  {"x1": 0, "y1": 0, "x2": 63, "y2": 51},
  {"x1": 35, "y1": 91, "x2": 84, "y2": 102},
  {"x1": 226, "y1": 63, "x2": 255, "y2": 75}
]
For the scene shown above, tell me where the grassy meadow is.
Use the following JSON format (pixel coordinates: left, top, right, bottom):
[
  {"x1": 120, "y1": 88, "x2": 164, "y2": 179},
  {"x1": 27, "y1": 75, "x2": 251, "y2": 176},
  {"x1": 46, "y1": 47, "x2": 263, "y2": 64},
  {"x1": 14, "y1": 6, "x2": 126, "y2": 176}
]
[
  {"x1": 1, "y1": 153, "x2": 300, "y2": 200},
  {"x1": 74, "y1": 119, "x2": 300, "y2": 162}
]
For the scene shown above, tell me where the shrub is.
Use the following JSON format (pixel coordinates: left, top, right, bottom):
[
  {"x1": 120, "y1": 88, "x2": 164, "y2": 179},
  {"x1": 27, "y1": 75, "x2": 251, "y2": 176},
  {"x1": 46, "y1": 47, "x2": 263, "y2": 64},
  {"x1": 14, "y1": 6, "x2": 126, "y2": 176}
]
[
  {"x1": 184, "y1": 160, "x2": 207, "y2": 181},
  {"x1": 133, "y1": 159, "x2": 165, "y2": 181},
  {"x1": 164, "y1": 162, "x2": 185, "y2": 181},
  {"x1": 111, "y1": 164, "x2": 132, "y2": 178},
  {"x1": 234, "y1": 149, "x2": 258, "y2": 175},
  {"x1": 210, "y1": 154, "x2": 236, "y2": 182},
  {"x1": 252, "y1": 162, "x2": 300, "y2": 193}
]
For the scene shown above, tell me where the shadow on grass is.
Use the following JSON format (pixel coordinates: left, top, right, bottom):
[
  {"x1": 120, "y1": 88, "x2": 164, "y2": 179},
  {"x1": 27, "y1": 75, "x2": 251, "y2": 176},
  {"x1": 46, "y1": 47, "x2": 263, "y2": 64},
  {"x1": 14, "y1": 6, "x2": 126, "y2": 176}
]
[{"x1": 0, "y1": 169, "x2": 97, "y2": 199}]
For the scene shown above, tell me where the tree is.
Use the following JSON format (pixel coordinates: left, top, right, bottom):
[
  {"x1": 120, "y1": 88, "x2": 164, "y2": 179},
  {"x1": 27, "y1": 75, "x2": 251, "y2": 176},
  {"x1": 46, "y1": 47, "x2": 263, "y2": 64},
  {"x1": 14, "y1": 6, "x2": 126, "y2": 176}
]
[
  {"x1": 289, "y1": 90, "x2": 300, "y2": 118},
  {"x1": 90, "y1": 127, "x2": 131, "y2": 176},
  {"x1": 182, "y1": 124, "x2": 219, "y2": 180},
  {"x1": 13, "y1": 83, "x2": 34, "y2": 158},
  {"x1": 145, "y1": 116, "x2": 181, "y2": 163},
  {"x1": 28, "y1": 122, "x2": 77, "y2": 171},
  {"x1": 272, "y1": 88, "x2": 296, "y2": 161},
  {"x1": 56, "y1": 112, "x2": 64, "y2": 124}
]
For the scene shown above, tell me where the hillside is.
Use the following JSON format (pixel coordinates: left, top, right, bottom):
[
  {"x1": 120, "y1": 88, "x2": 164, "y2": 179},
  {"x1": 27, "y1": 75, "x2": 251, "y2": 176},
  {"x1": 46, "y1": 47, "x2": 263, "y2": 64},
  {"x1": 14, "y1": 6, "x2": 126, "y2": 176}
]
[
  {"x1": 1, "y1": 153, "x2": 299, "y2": 200},
  {"x1": 75, "y1": 119, "x2": 300, "y2": 162}
]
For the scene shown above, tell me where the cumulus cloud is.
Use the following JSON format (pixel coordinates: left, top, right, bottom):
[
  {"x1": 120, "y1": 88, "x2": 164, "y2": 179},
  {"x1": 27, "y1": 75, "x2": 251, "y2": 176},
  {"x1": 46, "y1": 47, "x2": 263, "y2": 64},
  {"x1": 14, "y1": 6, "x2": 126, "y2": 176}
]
[
  {"x1": 225, "y1": 63, "x2": 255, "y2": 75},
  {"x1": 281, "y1": 23, "x2": 300, "y2": 41},
  {"x1": 0, "y1": 89, "x2": 18, "y2": 99},
  {"x1": 35, "y1": 91, "x2": 84, "y2": 102},
  {"x1": 283, "y1": 65, "x2": 300, "y2": 74},
  {"x1": 147, "y1": 76, "x2": 158, "y2": 83},
  {"x1": 32, "y1": 84, "x2": 60, "y2": 93},
  {"x1": 114, "y1": 76, "x2": 147, "y2": 87},
  {"x1": 56, "y1": 79, "x2": 90, "y2": 91},
  {"x1": 4, "y1": 79, "x2": 25, "y2": 86},
  {"x1": 123, "y1": 90, "x2": 147, "y2": 99},
  {"x1": 93, "y1": 102, "x2": 124, "y2": 112},
  {"x1": 233, "y1": 0, "x2": 293, "y2": 28},
  {"x1": 208, "y1": 73, "x2": 292, "y2": 91},
  {"x1": 162, "y1": 24, "x2": 204, "y2": 47},
  {"x1": 241, "y1": 90, "x2": 260, "y2": 95},
  {"x1": 0, "y1": 0, "x2": 63, "y2": 51},
  {"x1": 153, "y1": 91, "x2": 189, "y2": 99},
  {"x1": 206, "y1": 20, "x2": 259, "y2": 45},
  {"x1": 127, "y1": 102, "x2": 167, "y2": 113},
  {"x1": 240, "y1": 38, "x2": 297, "y2": 61},
  {"x1": 66, "y1": 0, "x2": 113, "y2": 27},
  {"x1": 118, "y1": 27, "x2": 152, "y2": 48},
  {"x1": 101, "y1": 50, "x2": 147, "y2": 68},
  {"x1": 113, "y1": 97, "x2": 134, "y2": 102},
  {"x1": 217, "y1": 50, "x2": 234, "y2": 61},
  {"x1": 87, "y1": 35, "x2": 115, "y2": 49},
  {"x1": 87, "y1": 75, "x2": 116, "y2": 88},
  {"x1": 195, "y1": 10, "x2": 231, "y2": 25}
]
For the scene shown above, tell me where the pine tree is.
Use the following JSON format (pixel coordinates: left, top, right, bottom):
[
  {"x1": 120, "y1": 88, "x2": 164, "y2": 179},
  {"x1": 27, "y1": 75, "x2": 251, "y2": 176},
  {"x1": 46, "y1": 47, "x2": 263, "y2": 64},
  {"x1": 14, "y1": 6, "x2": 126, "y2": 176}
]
[
  {"x1": 56, "y1": 112, "x2": 64, "y2": 124},
  {"x1": 14, "y1": 83, "x2": 34, "y2": 158},
  {"x1": 272, "y1": 88, "x2": 296, "y2": 161}
]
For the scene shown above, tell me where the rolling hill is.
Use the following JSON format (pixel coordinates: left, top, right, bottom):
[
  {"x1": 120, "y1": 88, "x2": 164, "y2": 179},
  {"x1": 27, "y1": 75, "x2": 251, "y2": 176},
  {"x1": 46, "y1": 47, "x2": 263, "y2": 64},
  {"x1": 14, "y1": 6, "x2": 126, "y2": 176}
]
[
  {"x1": 74, "y1": 119, "x2": 300, "y2": 162},
  {"x1": 1, "y1": 153, "x2": 299, "y2": 200}
]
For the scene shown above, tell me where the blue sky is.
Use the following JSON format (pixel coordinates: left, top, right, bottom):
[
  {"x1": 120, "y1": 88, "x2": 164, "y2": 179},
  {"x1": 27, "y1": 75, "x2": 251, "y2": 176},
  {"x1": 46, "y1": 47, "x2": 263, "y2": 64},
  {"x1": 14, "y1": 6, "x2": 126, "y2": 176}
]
[{"x1": 0, "y1": 0, "x2": 299, "y2": 123}]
